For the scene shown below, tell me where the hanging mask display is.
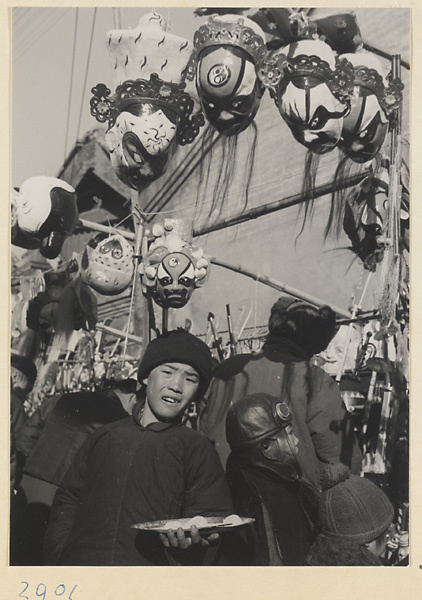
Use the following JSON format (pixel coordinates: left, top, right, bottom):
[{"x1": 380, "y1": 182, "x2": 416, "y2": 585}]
[
  {"x1": 259, "y1": 39, "x2": 354, "y2": 154},
  {"x1": 339, "y1": 52, "x2": 403, "y2": 163},
  {"x1": 78, "y1": 232, "x2": 134, "y2": 296},
  {"x1": 190, "y1": 15, "x2": 267, "y2": 136},
  {"x1": 342, "y1": 175, "x2": 388, "y2": 270},
  {"x1": 90, "y1": 12, "x2": 204, "y2": 191},
  {"x1": 11, "y1": 176, "x2": 79, "y2": 259},
  {"x1": 140, "y1": 219, "x2": 210, "y2": 309}
]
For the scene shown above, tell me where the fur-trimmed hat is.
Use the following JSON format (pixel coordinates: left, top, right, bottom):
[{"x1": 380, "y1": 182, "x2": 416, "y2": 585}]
[
  {"x1": 319, "y1": 463, "x2": 394, "y2": 545},
  {"x1": 137, "y1": 330, "x2": 212, "y2": 398}
]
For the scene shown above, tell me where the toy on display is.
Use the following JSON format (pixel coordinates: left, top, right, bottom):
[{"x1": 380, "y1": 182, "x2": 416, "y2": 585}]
[
  {"x1": 140, "y1": 219, "x2": 210, "y2": 309},
  {"x1": 12, "y1": 176, "x2": 79, "y2": 259},
  {"x1": 90, "y1": 11, "x2": 204, "y2": 191},
  {"x1": 77, "y1": 232, "x2": 135, "y2": 296}
]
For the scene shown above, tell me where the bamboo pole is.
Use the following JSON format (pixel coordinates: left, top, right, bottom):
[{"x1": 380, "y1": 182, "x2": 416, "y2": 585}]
[
  {"x1": 210, "y1": 257, "x2": 352, "y2": 319},
  {"x1": 79, "y1": 219, "x2": 136, "y2": 240},
  {"x1": 193, "y1": 170, "x2": 371, "y2": 237}
]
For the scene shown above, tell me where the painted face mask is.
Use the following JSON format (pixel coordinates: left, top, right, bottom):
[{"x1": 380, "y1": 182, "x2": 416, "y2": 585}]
[
  {"x1": 104, "y1": 99, "x2": 177, "y2": 190},
  {"x1": 140, "y1": 221, "x2": 211, "y2": 309},
  {"x1": 79, "y1": 232, "x2": 134, "y2": 296},
  {"x1": 259, "y1": 39, "x2": 354, "y2": 154},
  {"x1": 192, "y1": 15, "x2": 266, "y2": 136},
  {"x1": 154, "y1": 252, "x2": 196, "y2": 308},
  {"x1": 90, "y1": 12, "x2": 204, "y2": 191},
  {"x1": 343, "y1": 176, "x2": 388, "y2": 270},
  {"x1": 339, "y1": 53, "x2": 401, "y2": 163}
]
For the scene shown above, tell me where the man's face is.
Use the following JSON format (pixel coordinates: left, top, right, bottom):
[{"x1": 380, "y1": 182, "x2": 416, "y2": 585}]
[{"x1": 143, "y1": 362, "x2": 200, "y2": 423}]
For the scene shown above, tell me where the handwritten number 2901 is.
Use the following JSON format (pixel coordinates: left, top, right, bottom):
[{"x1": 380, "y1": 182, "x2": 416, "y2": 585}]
[{"x1": 19, "y1": 582, "x2": 77, "y2": 599}]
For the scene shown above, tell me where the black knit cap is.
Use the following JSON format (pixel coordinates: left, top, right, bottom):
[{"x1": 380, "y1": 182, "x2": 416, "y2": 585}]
[{"x1": 137, "y1": 330, "x2": 213, "y2": 398}]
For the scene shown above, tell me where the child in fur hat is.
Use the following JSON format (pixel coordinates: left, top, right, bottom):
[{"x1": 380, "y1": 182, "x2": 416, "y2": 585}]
[{"x1": 306, "y1": 462, "x2": 394, "y2": 566}]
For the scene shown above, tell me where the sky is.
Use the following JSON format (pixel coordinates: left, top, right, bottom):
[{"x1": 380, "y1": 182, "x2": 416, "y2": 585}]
[{"x1": 12, "y1": 7, "x2": 204, "y2": 188}]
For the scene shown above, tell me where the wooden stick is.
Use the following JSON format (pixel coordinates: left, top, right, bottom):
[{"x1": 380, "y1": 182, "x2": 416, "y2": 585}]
[
  {"x1": 96, "y1": 322, "x2": 142, "y2": 344},
  {"x1": 79, "y1": 219, "x2": 136, "y2": 240}
]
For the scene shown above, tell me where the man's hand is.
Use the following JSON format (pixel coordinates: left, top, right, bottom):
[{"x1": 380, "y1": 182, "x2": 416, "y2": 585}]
[{"x1": 160, "y1": 525, "x2": 220, "y2": 550}]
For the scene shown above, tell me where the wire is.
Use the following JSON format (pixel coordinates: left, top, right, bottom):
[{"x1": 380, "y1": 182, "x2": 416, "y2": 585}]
[
  {"x1": 70, "y1": 8, "x2": 97, "y2": 182},
  {"x1": 64, "y1": 8, "x2": 79, "y2": 162},
  {"x1": 75, "y1": 8, "x2": 97, "y2": 144},
  {"x1": 13, "y1": 9, "x2": 71, "y2": 62}
]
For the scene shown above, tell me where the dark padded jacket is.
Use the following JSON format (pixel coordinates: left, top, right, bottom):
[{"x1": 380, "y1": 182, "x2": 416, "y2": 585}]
[{"x1": 44, "y1": 407, "x2": 233, "y2": 566}]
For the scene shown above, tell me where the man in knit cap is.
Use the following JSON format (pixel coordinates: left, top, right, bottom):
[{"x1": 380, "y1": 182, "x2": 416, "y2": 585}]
[
  {"x1": 44, "y1": 330, "x2": 233, "y2": 566},
  {"x1": 306, "y1": 462, "x2": 394, "y2": 566}
]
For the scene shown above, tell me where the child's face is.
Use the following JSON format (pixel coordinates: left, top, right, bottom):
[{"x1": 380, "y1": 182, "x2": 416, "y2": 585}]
[{"x1": 143, "y1": 362, "x2": 200, "y2": 423}]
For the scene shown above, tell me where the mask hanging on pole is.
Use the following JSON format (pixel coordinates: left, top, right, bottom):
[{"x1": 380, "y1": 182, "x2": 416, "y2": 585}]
[
  {"x1": 89, "y1": 11, "x2": 204, "y2": 191},
  {"x1": 140, "y1": 218, "x2": 210, "y2": 309}
]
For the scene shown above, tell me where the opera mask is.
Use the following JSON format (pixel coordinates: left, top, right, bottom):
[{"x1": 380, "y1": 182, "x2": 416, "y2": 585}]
[
  {"x1": 140, "y1": 221, "x2": 210, "y2": 309},
  {"x1": 192, "y1": 15, "x2": 267, "y2": 136},
  {"x1": 339, "y1": 53, "x2": 403, "y2": 163},
  {"x1": 155, "y1": 252, "x2": 196, "y2": 308},
  {"x1": 90, "y1": 12, "x2": 204, "y2": 191},
  {"x1": 343, "y1": 175, "x2": 389, "y2": 270},
  {"x1": 259, "y1": 39, "x2": 354, "y2": 154},
  {"x1": 79, "y1": 232, "x2": 134, "y2": 296}
]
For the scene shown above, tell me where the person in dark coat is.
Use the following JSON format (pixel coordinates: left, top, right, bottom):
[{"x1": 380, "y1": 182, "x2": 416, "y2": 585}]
[
  {"x1": 11, "y1": 380, "x2": 135, "y2": 566},
  {"x1": 44, "y1": 330, "x2": 234, "y2": 566},
  {"x1": 226, "y1": 393, "x2": 319, "y2": 565},
  {"x1": 200, "y1": 297, "x2": 363, "y2": 564},
  {"x1": 200, "y1": 296, "x2": 363, "y2": 489}
]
